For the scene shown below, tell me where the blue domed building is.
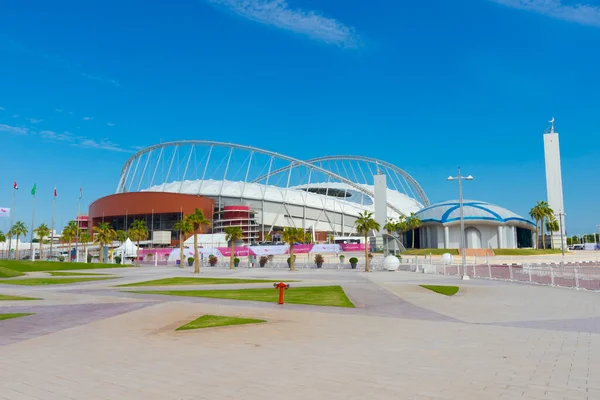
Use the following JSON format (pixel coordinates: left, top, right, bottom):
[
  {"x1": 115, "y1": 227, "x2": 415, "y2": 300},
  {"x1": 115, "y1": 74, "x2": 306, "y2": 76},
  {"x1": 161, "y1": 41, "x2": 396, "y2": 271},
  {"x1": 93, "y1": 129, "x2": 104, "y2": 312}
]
[{"x1": 414, "y1": 200, "x2": 535, "y2": 249}]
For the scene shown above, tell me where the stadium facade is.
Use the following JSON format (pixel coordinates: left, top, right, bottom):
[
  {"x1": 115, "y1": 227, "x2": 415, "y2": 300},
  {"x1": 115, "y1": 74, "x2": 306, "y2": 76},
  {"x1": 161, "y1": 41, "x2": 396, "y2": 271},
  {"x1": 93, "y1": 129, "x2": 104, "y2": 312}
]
[{"x1": 89, "y1": 140, "x2": 535, "y2": 249}]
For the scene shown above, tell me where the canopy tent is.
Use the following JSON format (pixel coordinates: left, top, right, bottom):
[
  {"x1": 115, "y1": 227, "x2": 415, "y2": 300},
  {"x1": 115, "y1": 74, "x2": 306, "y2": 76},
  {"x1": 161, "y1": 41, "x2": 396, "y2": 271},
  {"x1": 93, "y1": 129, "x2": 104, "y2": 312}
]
[
  {"x1": 183, "y1": 233, "x2": 228, "y2": 248},
  {"x1": 113, "y1": 238, "x2": 138, "y2": 258}
]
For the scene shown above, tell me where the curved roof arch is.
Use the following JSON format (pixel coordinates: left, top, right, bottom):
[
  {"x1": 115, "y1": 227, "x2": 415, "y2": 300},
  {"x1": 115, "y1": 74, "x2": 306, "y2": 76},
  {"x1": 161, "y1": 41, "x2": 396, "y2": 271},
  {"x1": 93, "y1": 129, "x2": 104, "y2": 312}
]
[{"x1": 117, "y1": 141, "x2": 427, "y2": 217}]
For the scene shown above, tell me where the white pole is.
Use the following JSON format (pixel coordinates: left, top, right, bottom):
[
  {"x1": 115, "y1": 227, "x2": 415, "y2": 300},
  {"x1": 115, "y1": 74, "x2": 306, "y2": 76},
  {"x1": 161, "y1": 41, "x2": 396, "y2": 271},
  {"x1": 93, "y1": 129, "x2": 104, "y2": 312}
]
[
  {"x1": 29, "y1": 190, "x2": 35, "y2": 262},
  {"x1": 8, "y1": 186, "x2": 16, "y2": 260},
  {"x1": 50, "y1": 188, "x2": 56, "y2": 260},
  {"x1": 458, "y1": 168, "x2": 469, "y2": 280},
  {"x1": 75, "y1": 189, "x2": 81, "y2": 262}
]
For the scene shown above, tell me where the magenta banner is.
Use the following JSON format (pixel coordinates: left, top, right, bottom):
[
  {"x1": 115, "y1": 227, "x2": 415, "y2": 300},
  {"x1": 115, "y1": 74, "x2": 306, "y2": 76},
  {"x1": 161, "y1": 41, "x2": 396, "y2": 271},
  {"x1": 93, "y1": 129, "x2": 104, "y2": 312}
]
[
  {"x1": 217, "y1": 247, "x2": 256, "y2": 257},
  {"x1": 290, "y1": 244, "x2": 313, "y2": 254},
  {"x1": 339, "y1": 243, "x2": 365, "y2": 252}
]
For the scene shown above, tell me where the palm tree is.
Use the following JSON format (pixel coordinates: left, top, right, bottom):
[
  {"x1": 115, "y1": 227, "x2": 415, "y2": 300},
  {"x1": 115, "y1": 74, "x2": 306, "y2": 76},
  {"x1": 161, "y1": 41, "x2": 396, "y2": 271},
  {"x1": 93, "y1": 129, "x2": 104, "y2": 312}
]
[
  {"x1": 173, "y1": 218, "x2": 193, "y2": 268},
  {"x1": 224, "y1": 226, "x2": 244, "y2": 269},
  {"x1": 9, "y1": 221, "x2": 28, "y2": 260},
  {"x1": 530, "y1": 201, "x2": 553, "y2": 249},
  {"x1": 93, "y1": 222, "x2": 116, "y2": 264},
  {"x1": 80, "y1": 231, "x2": 92, "y2": 262},
  {"x1": 61, "y1": 221, "x2": 79, "y2": 262},
  {"x1": 354, "y1": 211, "x2": 380, "y2": 272},
  {"x1": 282, "y1": 227, "x2": 304, "y2": 271},
  {"x1": 116, "y1": 230, "x2": 128, "y2": 245},
  {"x1": 34, "y1": 223, "x2": 50, "y2": 260},
  {"x1": 545, "y1": 217, "x2": 560, "y2": 249},
  {"x1": 128, "y1": 220, "x2": 149, "y2": 266},
  {"x1": 0, "y1": 230, "x2": 5, "y2": 244},
  {"x1": 304, "y1": 231, "x2": 312, "y2": 244},
  {"x1": 185, "y1": 208, "x2": 211, "y2": 274},
  {"x1": 540, "y1": 201, "x2": 554, "y2": 249},
  {"x1": 407, "y1": 213, "x2": 422, "y2": 249}
]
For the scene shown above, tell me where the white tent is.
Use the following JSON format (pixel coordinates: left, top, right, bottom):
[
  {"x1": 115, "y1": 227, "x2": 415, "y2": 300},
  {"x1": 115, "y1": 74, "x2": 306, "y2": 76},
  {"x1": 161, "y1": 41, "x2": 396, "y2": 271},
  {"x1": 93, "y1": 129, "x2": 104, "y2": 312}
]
[
  {"x1": 183, "y1": 233, "x2": 228, "y2": 248},
  {"x1": 113, "y1": 238, "x2": 138, "y2": 258}
]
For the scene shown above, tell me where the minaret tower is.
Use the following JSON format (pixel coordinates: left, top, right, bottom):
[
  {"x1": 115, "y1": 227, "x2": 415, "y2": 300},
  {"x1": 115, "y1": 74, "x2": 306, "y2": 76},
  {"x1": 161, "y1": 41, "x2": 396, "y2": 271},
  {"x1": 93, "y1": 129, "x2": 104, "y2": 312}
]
[{"x1": 543, "y1": 118, "x2": 566, "y2": 249}]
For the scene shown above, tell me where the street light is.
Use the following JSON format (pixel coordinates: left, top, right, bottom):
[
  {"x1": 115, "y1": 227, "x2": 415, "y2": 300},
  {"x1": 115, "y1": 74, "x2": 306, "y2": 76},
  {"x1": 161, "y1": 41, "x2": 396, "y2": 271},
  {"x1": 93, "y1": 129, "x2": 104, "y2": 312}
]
[
  {"x1": 447, "y1": 167, "x2": 474, "y2": 280},
  {"x1": 558, "y1": 210, "x2": 566, "y2": 260}
]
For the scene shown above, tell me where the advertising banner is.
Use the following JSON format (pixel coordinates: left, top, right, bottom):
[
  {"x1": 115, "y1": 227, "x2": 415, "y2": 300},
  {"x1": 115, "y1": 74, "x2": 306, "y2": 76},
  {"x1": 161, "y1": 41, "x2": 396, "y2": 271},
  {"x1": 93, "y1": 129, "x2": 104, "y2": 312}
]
[
  {"x1": 291, "y1": 244, "x2": 313, "y2": 254},
  {"x1": 217, "y1": 247, "x2": 255, "y2": 257},
  {"x1": 310, "y1": 244, "x2": 342, "y2": 254},
  {"x1": 339, "y1": 243, "x2": 365, "y2": 252},
  {"x1": 249, "y1": 245, "x2": 289, "y2": 256}
]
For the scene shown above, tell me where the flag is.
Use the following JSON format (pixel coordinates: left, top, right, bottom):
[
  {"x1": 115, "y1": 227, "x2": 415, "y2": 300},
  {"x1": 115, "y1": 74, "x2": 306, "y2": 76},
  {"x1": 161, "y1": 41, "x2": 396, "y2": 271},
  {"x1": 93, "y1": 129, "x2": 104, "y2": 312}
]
[
  {"x1": 79, "y1": 187, "x2": 82, "y2": 199},
  {"x1": 13, "y1": 181, "x2": 18, "y2": 190},
  {"x1": 0, "y1": 208, "x2": 10, "y2": 218},
  {"x1": 31, "y1": 183, "x2": 36, "y2": 196},
  {"x1": 53, "y1": 187, "x2": 57, "y2": 197}
]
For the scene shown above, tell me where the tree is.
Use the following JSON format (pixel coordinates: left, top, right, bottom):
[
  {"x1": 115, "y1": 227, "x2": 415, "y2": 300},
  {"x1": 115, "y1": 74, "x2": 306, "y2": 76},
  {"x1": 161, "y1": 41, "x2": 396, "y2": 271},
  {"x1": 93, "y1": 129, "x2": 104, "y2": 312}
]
[
  {"x1": 174, "y1": 218, "x2": 193, "y2": 268},
  {"x1": 80, "y1": 231, "x2": 92, "y2": 262},
  {"x1": 383, "y1": 218, "x2": 397, "y2": 235},
  {"x1": 34, "y1": 223, "x2": 50, "y2": 260},
  {"x1": 128, "y1": 220, "x2": 149, "y2": 266},
  {"x1": 282, "y1": 227, "x2": 304, "y2": 271},
  {"x1": 545, "y1": 217, "x2": 560, "y2": 249},
  {"x1": 224, "y1": 226, "x2": 244, "y2": 270},
  {"x1": 61, "y1": 221, "x2": 79, "y2": 262},
  {"x1": 116, "y1": 230, "x2": 128, "y2": 245},
  {"x1": 9, "y1": 221, "x2": 28, "y2": 260},
  {"x1": 354, "y1": 211, "x2": 380, "y2": 272},
  {"x1": 0, "y1": 230, "x2": 5, "y2": 244},
  {"x1": 304, "y1": 231, "x2": 312, "y2": 244},
  {"x1": 185, "y1": 208, "x2": 211, "y2": 274},
  {"x1": 93, "y1": 222, "x2": 116, "y2": 264},
  {"x1": 407, "y1": 213, "x2": 422, "y2": 249},
  {"x1": 530, "y1": 201, "x2": 553, "y2": 249}
]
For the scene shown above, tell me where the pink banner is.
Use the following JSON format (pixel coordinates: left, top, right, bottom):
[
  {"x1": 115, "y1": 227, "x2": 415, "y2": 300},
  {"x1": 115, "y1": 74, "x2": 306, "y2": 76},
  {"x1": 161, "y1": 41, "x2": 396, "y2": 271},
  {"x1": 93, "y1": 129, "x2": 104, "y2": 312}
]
[
  {"x1": 339, "y1": 243, "x2": 366, "y2": 252},
  {"x1": 139, "y1": 248, "x2": 172, "y2": 257},
  {"x1": 290, "y1": 244, "x2": 313, "y2": 254},
  {"x1": 217, "y1": 247, "x2": 256, "y2": 257}
]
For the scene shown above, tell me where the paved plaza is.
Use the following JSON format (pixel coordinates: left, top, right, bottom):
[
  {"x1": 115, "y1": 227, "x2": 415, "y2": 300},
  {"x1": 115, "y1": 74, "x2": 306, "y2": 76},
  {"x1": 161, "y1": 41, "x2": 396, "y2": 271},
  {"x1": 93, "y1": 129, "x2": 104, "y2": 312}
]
[{"x1": 1, "y1": 266, "x2": 600, "y2": 399}]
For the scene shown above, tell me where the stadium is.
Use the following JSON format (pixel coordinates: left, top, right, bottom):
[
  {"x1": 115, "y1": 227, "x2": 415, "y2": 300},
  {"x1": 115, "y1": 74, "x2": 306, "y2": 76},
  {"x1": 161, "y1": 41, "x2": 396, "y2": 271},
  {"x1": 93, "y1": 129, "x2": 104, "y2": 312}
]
[{"x1": 89, "y1": 141, "x2": 429, "y2": 247}]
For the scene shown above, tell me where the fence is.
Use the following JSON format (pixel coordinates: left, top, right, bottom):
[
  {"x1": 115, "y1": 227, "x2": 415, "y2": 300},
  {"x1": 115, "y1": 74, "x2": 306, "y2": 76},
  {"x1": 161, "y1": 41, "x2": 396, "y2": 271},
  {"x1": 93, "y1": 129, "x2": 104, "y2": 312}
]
[{"x1": 401, "y1": 260, "x2": 600, "y2": 291}]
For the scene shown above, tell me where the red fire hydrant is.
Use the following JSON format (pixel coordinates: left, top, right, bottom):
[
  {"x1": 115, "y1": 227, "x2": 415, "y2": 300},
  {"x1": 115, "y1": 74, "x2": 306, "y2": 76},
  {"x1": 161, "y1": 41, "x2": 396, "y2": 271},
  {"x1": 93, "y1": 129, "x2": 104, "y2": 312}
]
[{"x1": 273, "y1": 282, "x2": 291, "y2": 304}]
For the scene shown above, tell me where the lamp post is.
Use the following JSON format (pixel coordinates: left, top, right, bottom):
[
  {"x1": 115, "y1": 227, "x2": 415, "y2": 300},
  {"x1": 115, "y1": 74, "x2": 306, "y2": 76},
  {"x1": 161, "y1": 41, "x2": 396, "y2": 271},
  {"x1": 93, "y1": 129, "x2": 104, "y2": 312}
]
[{"x1": 447, "y1": 167, "x2": 474, "y2": 280}]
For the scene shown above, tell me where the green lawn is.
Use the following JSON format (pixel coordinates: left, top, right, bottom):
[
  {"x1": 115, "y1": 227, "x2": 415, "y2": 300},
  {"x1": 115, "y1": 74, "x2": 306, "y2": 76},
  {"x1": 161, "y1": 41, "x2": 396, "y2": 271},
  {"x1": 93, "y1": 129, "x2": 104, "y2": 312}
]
[
  {"x1": 493, "y1": 249, "x2": 563, "y2": 256},
  {"x1": 420, "y1": 285, "x2": 459, "y2": 296},
  {"x1": 131, "y1": 285, "x2": 355, "y2": 308},
  {"x1": 402, "y1": 249, "x2": 459, "y2": 256},
  {"x1": 0, "y1": 313, "x2": 34, "y2": 321},
  {"x1": 47, "y1": 271, "x2": 111, "y2": 276},
  {"x1": 0, "y1": 260, "x2": 131, "y2": 273},
  {"x1": 119, "y1": 277, "x2": 293, "y2": 287},
  {"x1": 0, "y1": 277, "x2": 117, "y2": 286},
  {"x1": 0, "y1": 294, "x2": 40, "y2": 301},
  {"x1": 0, "y1": 266, "x2": 25, "y2": 278},
  {"x1": 176, "y1": 315, "x2": 266, "y2": 331}
]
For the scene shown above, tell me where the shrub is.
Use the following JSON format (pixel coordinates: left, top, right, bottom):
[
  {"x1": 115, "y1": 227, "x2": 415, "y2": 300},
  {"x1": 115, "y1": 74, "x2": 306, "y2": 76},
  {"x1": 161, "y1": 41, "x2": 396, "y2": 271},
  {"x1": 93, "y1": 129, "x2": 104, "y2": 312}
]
[
  {"x1": 187, "y1": 257, "x2": 194, "y2": 266},
  {"x1": 234, "y1": 257, "x2": 240, "y2": 267},
  {"x1": 259, "y1": 256, "x2": 268, "y2": 267},
  {"x1": 286, "y1": 254, "x2": 297, "y2": 266},
  {"x1": 339, "y1": 254, "x2": 345, "y2": 262},
  {"x1": 58, "y1": 256, "x2": 65, "y2": 262},
  {"x1": 87, "y1": 254, "x2": 92, "y2": 263},
  {"x1": 209, "y1": 255, "x2": 218, "y2": 266},
  {"x1": 267, "y1": 255, "x2": 274, "y2": 262},
  {"x1": 115, "y1": 256, "x2": 122, "y2": 264},
  {"x1": 349, "y1": 257, "x2": 358, "y2": 264},
  {"x1": 368, "y1": 253, "x2": 374, "y2": 259},
  {"x1": 314, "y1": 254, "x2": 325, "y2": 264}
]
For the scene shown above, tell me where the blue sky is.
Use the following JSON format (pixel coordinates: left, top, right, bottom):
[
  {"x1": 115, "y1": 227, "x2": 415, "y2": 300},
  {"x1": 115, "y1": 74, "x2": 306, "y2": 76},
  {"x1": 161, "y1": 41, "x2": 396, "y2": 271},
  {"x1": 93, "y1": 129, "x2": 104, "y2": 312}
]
[{"x1": 1, "y1": 0, "x2": 600, "y2": 236}]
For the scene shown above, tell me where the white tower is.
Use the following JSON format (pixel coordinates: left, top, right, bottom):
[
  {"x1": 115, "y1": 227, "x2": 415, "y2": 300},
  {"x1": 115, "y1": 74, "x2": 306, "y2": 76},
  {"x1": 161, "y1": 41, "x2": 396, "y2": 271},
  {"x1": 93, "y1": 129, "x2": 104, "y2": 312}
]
[
  {"x1": 543, "y1": 118, "x2": 566, "y2": 249},
  {"x1": 373, "y1": 172, "x2": 388, "y2": 229}
]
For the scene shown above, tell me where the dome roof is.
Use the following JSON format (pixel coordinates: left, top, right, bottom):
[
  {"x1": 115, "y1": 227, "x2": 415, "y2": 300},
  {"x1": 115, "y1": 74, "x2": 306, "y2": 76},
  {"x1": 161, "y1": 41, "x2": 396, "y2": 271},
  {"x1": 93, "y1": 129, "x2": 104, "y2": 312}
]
[{"x1": 416, "y1": 200, "x2": 534, "y2": 227}]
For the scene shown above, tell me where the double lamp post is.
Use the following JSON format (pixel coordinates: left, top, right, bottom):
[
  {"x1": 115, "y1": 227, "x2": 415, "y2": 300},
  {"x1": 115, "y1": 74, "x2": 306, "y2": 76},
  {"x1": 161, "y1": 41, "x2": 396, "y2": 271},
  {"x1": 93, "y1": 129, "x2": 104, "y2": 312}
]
[{"x1": 447, "y1": 167, "x2": 473, "y2": 280}]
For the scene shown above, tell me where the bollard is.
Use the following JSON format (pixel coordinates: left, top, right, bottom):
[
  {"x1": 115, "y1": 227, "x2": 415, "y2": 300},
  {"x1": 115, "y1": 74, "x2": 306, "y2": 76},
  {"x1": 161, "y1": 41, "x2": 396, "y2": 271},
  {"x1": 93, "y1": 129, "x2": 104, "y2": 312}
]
[{"x1": 273, "y1": 282, "x2": 291, "y2": 305}]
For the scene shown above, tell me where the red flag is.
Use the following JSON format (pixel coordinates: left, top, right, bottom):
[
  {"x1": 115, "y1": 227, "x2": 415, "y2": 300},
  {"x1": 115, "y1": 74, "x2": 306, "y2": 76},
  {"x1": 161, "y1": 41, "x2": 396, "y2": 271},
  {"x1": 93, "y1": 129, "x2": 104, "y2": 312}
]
[
  {"x1": 53, "y1": 187, "x2": 57, "y2": 197},
  {"x1": 13, "y1": 181, "x2": 18, "y2": 190}
]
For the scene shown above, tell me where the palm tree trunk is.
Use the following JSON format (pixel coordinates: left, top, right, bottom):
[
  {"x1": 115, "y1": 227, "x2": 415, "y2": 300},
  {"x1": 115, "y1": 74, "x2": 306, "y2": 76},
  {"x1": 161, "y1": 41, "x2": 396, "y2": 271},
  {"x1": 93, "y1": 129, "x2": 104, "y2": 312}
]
[
  {"x1": 364, "y1": 232, "x2": 369, "y2": 272},
  {"x1": 179, "y1": 235, "x2": 185, "y2": 268},
  {"x1": 541, "y1": 218, "x2": 546, "y2": 250},
  {"x1": 99, "y1": 244, "x2": 104, "y2": 264},
  {"x1": 193, "y1": 229, "x2": 200, "y2": 274},
  {"x1": 290, "y1": 247, "x2": 295, "y2": 271},
  {"x1": 15, "y1": 236, "x2": 19, "y2": 260},
  {"x1": 534, "y1": 221, "x2": 539, "y2": 249},
  {"x1": 39, "y1": 240, "x2": 43, "y2": 261},
  {"x1": 137, "y1": 240, "x2": 140, "y2": 266},
  {"x1": 230, "y1": 240, "x2": 235, "y2": 269},
  {"x1": 412, "y1": 229, "x2": 416, "y2": 249}
]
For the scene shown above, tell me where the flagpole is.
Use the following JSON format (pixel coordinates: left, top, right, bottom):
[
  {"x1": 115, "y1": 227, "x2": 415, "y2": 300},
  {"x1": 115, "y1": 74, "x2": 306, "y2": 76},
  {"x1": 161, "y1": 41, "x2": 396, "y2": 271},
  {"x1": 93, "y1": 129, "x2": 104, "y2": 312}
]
[
  {"x1": 29, "y1": 189, "x2": 36, "y2": 262},
  {"x1": 50, "y1": 188, "x2": 56, "y2": 260},
  {"x1": 8, "y1": 184, "x2": 16, "y2": 260},
  {"x1": 75, "y1": 188, "x2": 81, "y2": 262}
]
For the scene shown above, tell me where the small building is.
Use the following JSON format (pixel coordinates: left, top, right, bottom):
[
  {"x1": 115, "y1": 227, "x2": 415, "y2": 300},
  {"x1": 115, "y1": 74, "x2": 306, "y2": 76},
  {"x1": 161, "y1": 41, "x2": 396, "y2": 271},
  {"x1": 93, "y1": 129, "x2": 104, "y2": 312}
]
[{"x1": 415, "y1": 200, "x2": 535, "y2": 249}]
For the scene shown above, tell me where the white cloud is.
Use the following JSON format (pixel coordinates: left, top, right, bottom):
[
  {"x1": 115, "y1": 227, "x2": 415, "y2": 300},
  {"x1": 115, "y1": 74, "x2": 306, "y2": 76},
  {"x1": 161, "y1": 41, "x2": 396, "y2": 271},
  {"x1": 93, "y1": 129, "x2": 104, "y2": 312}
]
[
  {"x1": 204, "y1": 0, "x2": 360, "y2": 47},
  {"x1": 0, "y1": 107, "x2": 5, "y2": 111},
  {"x1": 12, "y1": 114, "x2": 19, "y2": 118},
  {"x1": 28, "y1": 118, "x2": 43, "y2": 124},
  {"x1": 82, "y1": 116, "x2": 94, "y2": 121},
  {"x1": 106, "y1": 122, "x2": 116, "y2": 127},
  {"x1": 0, "y1": 124, "x2": 28, "y2": 135},
  {"x1": 80, "y1": 73, "x2": 121, "y2": 88},
  {"x1": 490, "y1": 0, "x2": 600, "y2": 27},
  {"x1": 78, "y1": 138, "x2": 133, "y2": 153},
  {"x1": 54, "y1": 108, "x2": 63, "y2": 112}
]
